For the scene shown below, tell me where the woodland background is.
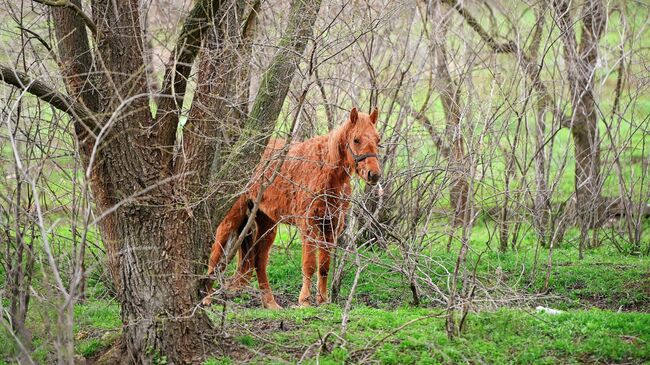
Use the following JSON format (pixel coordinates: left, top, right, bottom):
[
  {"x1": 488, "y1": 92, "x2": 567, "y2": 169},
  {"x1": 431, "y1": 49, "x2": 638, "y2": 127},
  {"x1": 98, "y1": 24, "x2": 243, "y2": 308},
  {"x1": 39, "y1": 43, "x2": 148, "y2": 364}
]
[{"x1": 0, "y1": 0, "x2": 649, "y2": 363}]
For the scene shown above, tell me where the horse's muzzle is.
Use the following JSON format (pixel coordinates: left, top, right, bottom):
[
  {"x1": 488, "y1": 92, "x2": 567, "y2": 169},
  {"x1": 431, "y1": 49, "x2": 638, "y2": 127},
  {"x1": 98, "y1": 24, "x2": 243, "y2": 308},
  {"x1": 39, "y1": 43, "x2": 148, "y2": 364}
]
[{"x1": 367, "y1": 171, "x2": 381, "y2": 185}]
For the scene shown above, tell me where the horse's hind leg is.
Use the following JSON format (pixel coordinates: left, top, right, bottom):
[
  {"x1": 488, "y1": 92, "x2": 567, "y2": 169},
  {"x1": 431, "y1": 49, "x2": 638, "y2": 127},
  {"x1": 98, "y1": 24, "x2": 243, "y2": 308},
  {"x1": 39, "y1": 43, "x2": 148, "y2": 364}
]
[
  {"x1": 228, "y1": 234, "x2": 256, "y2": 290},
  {"x1": 254, "y1": 214, "x2": 281, "y2": 309},
  {"x1": 203, "y1": 196, "x2": 249, "y2": 306}
]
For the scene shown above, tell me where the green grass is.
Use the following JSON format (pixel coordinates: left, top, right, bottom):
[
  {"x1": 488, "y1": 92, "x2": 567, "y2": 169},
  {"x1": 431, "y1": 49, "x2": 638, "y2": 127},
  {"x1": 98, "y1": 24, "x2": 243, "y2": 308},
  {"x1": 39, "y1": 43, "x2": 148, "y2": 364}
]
[
  {"x1": 3, "y1": 222, "x2": 648, "y2": 363},
  {"x1": 0, "y1": 293, "x2": 120, "y2": 362},
  {"x1": 71, "y1": 300, "x2": 121, "y2": 359},
  {"x1": 207, "y1": 306, "x2": 650, "y2": 364},
  {"x1": 264, "y1": 221, "x2": 650, "y2": 311}
]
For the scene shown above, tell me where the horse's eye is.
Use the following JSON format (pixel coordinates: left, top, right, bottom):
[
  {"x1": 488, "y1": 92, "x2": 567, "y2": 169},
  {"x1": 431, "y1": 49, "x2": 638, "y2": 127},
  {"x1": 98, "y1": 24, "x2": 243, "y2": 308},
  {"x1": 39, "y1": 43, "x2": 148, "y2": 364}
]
[{"x1": 354, "y1": 138, "x2": 360, "y2": 144}]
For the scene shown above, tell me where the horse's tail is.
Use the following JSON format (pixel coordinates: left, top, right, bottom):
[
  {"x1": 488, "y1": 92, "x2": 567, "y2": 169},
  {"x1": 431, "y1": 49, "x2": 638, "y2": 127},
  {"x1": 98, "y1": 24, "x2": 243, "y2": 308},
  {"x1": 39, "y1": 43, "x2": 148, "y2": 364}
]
[
  {"x1": 237, "y1": 200, "x2": 258, "y2": 266},
  {"x1": 207, "y1": 196, "x2": 254, "y2": 277},
  {"x1": 204, "y1": 196, "x2": 256, "y2": 305}
]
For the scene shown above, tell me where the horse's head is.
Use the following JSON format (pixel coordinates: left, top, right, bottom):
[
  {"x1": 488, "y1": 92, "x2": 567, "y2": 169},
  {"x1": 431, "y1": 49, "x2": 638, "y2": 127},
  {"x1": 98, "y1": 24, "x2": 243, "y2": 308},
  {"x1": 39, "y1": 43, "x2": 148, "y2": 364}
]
[{"x1": 344, "y1": 107, "x2": 382, "y2": 185}]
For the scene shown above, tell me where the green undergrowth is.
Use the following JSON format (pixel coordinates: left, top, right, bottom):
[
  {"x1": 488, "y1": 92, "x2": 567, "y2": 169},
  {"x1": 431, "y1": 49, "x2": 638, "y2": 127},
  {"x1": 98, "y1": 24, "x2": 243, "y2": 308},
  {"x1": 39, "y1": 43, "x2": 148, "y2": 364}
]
[
  {"x1": 2, "y1": 219, "x2": 649, "y2": 363},
  {"x1": 263, "y1": 222, "x2": 650, "y2": 311},
  {"x1": 205, "y1": 306, "x2": 650, "y2": 364},
  {"x1": 0, "y1": 299, "x2": 121, "y2": 363}
]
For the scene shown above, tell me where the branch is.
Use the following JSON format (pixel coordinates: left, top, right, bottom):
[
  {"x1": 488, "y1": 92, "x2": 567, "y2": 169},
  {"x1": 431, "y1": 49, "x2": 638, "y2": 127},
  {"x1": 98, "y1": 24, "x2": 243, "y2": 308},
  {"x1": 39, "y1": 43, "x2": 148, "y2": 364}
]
[
  {"x1": 244, "y1": 0, "x2": 322, "y2": 139},
  {"x1": 444, "y1": 0, "x2": 576, "y2": 128},
  {"x1": 242, "y1": 0, "x2": 261, "y2": 40},
  {"x1": 0, "y1": 65, "x2": 97, "y2": 135},
  {"x1": 156, "y1": 0, "x2": 223, "y2": 160},
  {"x1": 380, "y1": 87, "x2": 447, "y2": 156},
  {"x1": 50, "y1": 0, "x2": 101, "y2": 140},
  {"x1": 33, "y1": 0, "x2": 97, "y2": 35},
  {"x1": 442, "y1": 0, "x2": 516, "y2": 53}
]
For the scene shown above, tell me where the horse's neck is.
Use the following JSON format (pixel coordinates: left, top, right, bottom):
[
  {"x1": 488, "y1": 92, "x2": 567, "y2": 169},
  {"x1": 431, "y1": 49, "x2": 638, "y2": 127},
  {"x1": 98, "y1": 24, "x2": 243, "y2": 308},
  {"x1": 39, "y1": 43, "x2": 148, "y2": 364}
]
[
  {"x1": 324, "y1": 130, "x2": 353, "y2": 192},
  {"x1": 326, "y1": 164, "x2": 351, "y2": 189}
]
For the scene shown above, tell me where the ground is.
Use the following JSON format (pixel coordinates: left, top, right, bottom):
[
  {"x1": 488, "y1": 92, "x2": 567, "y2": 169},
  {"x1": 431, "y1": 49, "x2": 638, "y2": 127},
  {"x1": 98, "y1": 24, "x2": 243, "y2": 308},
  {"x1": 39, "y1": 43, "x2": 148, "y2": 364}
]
[{"x1": 2, "y1": 221, "x2": 649, "y2": 364}]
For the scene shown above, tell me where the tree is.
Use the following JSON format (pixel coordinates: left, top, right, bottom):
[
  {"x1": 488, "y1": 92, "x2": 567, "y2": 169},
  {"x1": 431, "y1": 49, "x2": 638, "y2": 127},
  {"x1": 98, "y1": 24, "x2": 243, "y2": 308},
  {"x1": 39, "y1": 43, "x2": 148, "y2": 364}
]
[
  {"x1": 552, "y1": 0, "x2": 606, "y2": 258},
  {"x1": 422, "y1": 0, "x2": 473, "y2": 339},
  {"x1": 0, "y1": 0, "x2": 322, "y2": 362},
  {"x1": 422, "y1": 0, "x2": 470, "y2": 231}
]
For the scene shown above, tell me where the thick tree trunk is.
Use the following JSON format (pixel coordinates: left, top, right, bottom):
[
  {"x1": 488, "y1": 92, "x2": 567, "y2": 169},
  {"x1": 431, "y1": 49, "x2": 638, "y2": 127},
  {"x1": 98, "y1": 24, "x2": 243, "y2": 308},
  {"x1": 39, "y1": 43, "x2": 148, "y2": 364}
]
[
  {"x1": 3, "y1": 0, "x2": 322, "y2": 362},
  {"x1": 86, "y1": 1, "x2": 215, "y2": 362},
  {"x1": 116, "y1": 208, "x2": 213, "y2": 363},
  {"x1": 50, "y1": 1, "x2": 216, "y2": 362}
]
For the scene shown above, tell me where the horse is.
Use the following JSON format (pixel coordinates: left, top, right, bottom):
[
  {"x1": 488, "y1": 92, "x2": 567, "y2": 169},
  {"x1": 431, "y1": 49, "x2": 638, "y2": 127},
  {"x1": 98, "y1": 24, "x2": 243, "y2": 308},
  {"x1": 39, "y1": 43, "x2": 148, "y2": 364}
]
[{"x1": 203, "y1": 107, "x2": 381, "y2": 309}]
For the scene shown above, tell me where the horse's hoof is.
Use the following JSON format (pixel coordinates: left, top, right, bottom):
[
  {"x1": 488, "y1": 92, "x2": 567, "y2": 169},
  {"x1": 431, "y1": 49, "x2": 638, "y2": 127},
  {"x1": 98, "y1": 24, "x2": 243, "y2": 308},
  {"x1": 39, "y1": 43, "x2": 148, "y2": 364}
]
[
  {"x1": 263, "y1": 301, "x2": 282, "y2": 310},
  {"x1": 316, "y1": 295, "x2": 328, "y2": 305}
]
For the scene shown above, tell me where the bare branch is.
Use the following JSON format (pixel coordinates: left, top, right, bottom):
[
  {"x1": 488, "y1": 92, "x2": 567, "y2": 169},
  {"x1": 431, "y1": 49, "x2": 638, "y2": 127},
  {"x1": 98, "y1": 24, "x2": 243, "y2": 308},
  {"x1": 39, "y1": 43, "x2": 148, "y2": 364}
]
[
  {"x1": 442, "y1": 0, "x2": 516, "y2": 53},
  {"x1": 156, "y1": 0, "x2": 224, "y2": 164},
  {"x1": 33, "y1": 0, "x2": 97, "y2": 35},
  {"x1": 0, "y1": 64, "x2": 97, "y2": 135},
  {"x1": 444, "y1": 0, "x2": 575, "y2": 130}
]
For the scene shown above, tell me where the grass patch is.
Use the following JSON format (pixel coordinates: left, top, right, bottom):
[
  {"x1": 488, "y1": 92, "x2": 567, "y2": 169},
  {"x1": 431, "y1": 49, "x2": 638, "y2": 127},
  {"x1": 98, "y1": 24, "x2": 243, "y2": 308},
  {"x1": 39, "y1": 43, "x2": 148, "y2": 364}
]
[
  {"x1": 213, "y1": 306, "x2": 650, "y2": 364},
  {"x1": 72, "y1": 300, "x2": 121, "y2": 359},
  {"x1": 2, "y1": 219, "x2": 649, "y2": 363}
]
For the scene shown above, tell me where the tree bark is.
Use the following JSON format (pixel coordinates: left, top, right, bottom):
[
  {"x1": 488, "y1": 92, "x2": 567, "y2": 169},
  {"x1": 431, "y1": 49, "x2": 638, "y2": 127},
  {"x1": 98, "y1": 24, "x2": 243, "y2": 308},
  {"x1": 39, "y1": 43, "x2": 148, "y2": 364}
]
[
  {"x1": 156, "y1": 0, "x2": 223, "y2": 170},
  {"x1": 49, "y1": 0, "x2": 224, "y2": 362}
]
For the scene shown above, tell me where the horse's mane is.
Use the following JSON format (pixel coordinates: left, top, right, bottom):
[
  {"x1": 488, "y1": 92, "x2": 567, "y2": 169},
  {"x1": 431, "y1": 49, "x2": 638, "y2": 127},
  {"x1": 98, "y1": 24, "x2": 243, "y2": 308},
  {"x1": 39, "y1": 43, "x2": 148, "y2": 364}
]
[{"x1": 326, "y1": 121, "x2": 351, "y2": 169}]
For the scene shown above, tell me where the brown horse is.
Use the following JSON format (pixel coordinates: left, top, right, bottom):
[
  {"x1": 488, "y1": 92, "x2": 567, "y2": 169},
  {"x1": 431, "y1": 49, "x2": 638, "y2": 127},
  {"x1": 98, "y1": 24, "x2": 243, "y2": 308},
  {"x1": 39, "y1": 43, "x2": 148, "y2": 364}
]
[{"x1": 204, "y1": 107, "x2": 381, "y2": 308}]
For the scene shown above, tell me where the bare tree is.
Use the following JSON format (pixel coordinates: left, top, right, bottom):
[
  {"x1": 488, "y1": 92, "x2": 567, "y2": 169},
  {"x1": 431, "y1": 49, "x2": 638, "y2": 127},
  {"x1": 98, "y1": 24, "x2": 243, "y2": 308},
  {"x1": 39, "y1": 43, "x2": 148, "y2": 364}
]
[{"x1": 553, "y1": 0, "x2": 606, "y2": 258}]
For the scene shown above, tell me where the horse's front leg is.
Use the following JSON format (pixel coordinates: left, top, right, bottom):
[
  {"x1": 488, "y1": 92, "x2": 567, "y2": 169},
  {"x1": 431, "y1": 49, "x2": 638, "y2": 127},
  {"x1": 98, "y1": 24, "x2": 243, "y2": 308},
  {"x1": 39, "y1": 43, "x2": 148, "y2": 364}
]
[
  {"x1": 317, "y1": 242, "x2": 334, "y2": 305},
  {"x1": 298, "y1": 233, "x2": 317, "y2": 307}
]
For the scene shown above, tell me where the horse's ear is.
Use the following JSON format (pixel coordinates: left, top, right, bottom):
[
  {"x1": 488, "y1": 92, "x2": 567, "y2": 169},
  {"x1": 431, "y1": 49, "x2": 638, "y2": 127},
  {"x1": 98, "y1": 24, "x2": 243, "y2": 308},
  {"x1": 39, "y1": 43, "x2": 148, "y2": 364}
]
[
  {"x1": 350, "y1": 107, "x2": 359, "y2": 124},
  {"x1": 370, "y1": 107, "x2": 379, "y2": 125}
]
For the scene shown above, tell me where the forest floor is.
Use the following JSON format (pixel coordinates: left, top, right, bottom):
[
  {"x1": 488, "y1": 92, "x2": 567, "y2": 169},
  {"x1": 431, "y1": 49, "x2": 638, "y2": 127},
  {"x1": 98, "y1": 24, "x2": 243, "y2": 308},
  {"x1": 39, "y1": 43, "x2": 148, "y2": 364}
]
[{"x1": 2, "y1": 221, "x2": 649, "y2": 364}]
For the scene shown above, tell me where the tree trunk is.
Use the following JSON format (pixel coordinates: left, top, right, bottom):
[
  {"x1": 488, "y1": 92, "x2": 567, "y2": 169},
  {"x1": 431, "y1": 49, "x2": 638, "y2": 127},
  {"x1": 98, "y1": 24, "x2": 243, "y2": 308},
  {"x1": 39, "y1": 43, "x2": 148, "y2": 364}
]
[
  {"x1": 115, "y1": 209, "x2": 211, "y2": 363},
  {"x1": 553, "y1": 0, "x2": 606, "y2": 258},
  {"x1": 429, "y1": 1, "x2": 470, "y2": 229},
  {"x1": 3, "y1": 179, "x2": 36, "y2": 361},
  {"x1": 2, "y1": 0, "x2": 322, "y2": 361},
  {"x1": 49, "y1": 0, "x2": 226, "y2": 362}
]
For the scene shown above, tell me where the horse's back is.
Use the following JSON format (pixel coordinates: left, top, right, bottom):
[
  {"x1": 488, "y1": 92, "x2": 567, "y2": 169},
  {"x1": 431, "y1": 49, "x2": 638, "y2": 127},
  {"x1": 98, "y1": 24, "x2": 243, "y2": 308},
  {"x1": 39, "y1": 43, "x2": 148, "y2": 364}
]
[
  {"x1": 262, "y1": 138, "x2": 287, "y2": 160},
  {"x1": 250, "y1": 136, "x2": 333, "y2": 222},
  {"x1": 260, "y1": 136, "x2": 328, "y2": 166}
]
